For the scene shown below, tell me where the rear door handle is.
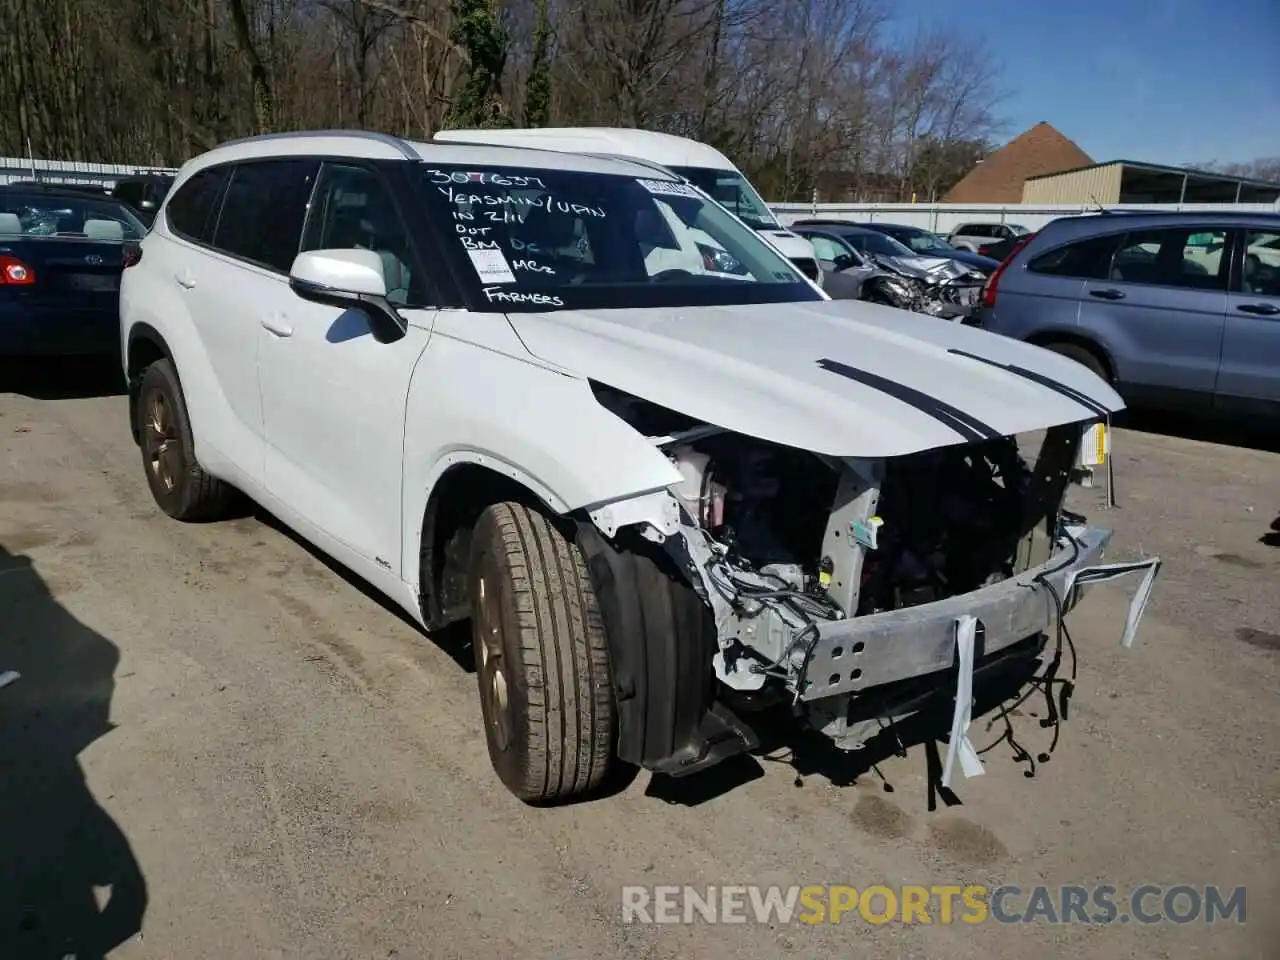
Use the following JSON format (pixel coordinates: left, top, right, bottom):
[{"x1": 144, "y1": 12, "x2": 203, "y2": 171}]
[
  {"x1": 260, "y1": 315, "x2": 293, "y2": 338},
  {"x1": 174, "y1": 271, "x2": 196, "y2": 289},
  {"x1": 1089, "y1": 288, "x2": 1125, "y2": 300},
  {"x1": 1236, "y1": 302, "x2": 1280, "y2": 316}
]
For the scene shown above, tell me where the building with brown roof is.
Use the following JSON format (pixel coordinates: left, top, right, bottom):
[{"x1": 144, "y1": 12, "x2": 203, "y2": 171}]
[{"x1": 943, "y1": 122, "x2": 1093, "y2": 203}]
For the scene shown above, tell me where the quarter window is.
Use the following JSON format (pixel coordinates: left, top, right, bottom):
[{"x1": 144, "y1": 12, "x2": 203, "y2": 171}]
[
  {"x1": 300, "y1": 162, "x2": 421, "y2": 307},
  {"x1": 165, "y1": 167, "x2": 230, "y2": 243},
  {"x1": 212, "y1": 159, "x2": 318, "y2": 272}
]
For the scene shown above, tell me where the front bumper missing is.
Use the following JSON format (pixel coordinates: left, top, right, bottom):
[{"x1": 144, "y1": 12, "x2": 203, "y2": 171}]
[{"x1": 796, "y1": 524, "x2": 1161, "y2": 704}]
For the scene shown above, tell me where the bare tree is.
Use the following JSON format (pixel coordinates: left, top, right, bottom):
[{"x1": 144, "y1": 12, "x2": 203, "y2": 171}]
[{"x1": 0, "y1": 0, "x2": 1009, "y2": 202}]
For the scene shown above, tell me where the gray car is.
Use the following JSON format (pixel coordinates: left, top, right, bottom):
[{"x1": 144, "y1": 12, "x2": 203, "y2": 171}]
[
  {"x1": 795, "y1": 224, "x2": 987, "y2": 319},
  {"x1": 797, "y1": 230, "x2": 877, "y2": 298},
  {"x1": 976, "y1": 210, "x2": 1280, "y2": 421}
]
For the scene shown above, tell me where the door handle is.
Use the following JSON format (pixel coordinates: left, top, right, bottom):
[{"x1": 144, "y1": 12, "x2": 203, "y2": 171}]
[
  {"x1": 174, "y1": 271, "x2": 196, "y2": 289},
  {"x1": 1089, "y1": 288, "x2": 1125, "y2": 300},
  {"x1": 260, "y1": 315, "x2": 294, "y2": 338},
  {"x1": 1236, "y1": 302, "x2": 1280, "y2": 316}
]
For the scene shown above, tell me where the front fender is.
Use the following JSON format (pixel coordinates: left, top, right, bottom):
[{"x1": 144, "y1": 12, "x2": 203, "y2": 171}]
[{"x1": 400, "y1": 322, "x2": 683, "y2": 582}]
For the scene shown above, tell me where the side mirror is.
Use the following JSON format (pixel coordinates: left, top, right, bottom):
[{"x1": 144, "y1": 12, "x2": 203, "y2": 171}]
[
  {"x1": 833, "y1": 253, "x2": 856, "y2": 272},
  {"x1": 288, "y1": 249, "x2": 407, "y2": 344}
]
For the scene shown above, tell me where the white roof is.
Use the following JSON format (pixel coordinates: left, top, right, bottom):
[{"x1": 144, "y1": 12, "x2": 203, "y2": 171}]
[
  {"x1": 170, "y1": 130, "x2": 675, "y2": 185},
  {"x1": 433, "y1": 127, "x2": 738, "y2": 172}
]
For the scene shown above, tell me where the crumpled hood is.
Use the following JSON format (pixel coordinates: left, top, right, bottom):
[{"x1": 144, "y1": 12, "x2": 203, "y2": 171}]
[
  {"x1": 507, "y1": 298, "x2": 1124, "y2": 458},
  {"x1": 874, "y1": 253, "x2": 982, "y2": 283}
]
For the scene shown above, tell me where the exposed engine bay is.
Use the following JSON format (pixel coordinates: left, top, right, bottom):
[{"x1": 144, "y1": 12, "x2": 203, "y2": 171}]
[
  {"x1": 861, "y1": 259, "x2": 986, "y2": 320},
  {"x1": 586, "y1": 383, "x2": 1158, "y2": 767}
]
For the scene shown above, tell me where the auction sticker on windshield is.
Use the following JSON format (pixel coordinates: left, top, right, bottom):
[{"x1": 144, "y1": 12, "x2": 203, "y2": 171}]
[
  {"x1": 637, "y1": 179, "x2": 703, "y2": 199},
  {"x1": 467, "y1": 248, "x2": 517, "y2": 284}
]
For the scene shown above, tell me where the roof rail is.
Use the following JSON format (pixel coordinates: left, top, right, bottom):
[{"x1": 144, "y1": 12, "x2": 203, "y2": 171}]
[
  {"x1": 216, "y1": 129, "x2": 420, "y2": 161},
  {"x1": 428, "y1": 139, "x2": 680, "y2": 179},
  {"x1": 575, "y1": 152, "x2": 678, "y2": 178}
]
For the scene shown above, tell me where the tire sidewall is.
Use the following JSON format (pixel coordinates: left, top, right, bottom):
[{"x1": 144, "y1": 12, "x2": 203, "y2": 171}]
[
  {"x1": 468, "y1": 510, "x2": 537, "y2": 795},
  {"x1": 1046, "y1": 342, "x2": 1109, "y2": 382},
  {"x1": 137, "y1": 360, "x2": 197, "y2": 517}
]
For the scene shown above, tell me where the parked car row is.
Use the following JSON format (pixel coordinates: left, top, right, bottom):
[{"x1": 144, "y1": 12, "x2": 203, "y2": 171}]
[{"x1": 974, "y1": 210, "x2": 1280, "y2": 421}]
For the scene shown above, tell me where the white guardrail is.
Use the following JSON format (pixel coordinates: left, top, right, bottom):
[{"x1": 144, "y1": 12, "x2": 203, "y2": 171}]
[
  {"x1": 770, "y1": 200, "x2": 1280, "y2": 233},
  {"x1": 5, "y1": 156, "x2": 1278, "y2": 232},
  {"x1": 0, "y1": 156, "x2": 179, "y2": 188}
]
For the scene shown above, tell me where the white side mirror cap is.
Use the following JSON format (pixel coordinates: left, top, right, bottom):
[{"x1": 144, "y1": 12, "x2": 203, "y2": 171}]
[{"x1": 290, "y1": 248, "x2": 388, "y2": 299}]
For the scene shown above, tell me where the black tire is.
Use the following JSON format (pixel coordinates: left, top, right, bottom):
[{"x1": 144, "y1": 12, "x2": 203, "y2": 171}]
[
  {"x1": 468, "y1": 502, "x2": 615, "y2": 803},
  {"x1": 135, "y1": 358, "x2": 236, "y2": 521},
  {"x1": 1042, "y1": 341, "x2": 1110, "y2": 382}
]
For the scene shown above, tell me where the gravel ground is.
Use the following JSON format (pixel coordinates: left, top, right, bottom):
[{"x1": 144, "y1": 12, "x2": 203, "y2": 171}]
[{"x1": 1, "y1": 359, "x2": 1277, "y2": 960}]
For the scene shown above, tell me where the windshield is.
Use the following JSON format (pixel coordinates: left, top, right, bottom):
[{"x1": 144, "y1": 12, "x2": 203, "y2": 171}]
[
  {"x1": 896, "y1": 229, "x2": 954, "y2": 253},
  {"x1": 423, "y1": 164, "x2": 820, "y2": 313},
  {"x1": 1009, "y1": 224, "x2": 1031, "y2": 235},
  {"x1": 665, "y1": 166, "x2": 778, "y2": 231},
  {"x1": 0, "y1": 191, "x2": 144, "y2": 240}
]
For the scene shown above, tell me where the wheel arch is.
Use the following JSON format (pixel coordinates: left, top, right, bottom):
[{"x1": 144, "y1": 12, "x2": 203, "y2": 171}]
[
  {"x1": 1026, "y1": 330, "x2": 1116, "y2": 382},
  {"x1": 416, "y1": 456, "x2": 570, "y2": 630},
  {"x1": 125, "y1": 322, "x2": 176, "y2": 443}
]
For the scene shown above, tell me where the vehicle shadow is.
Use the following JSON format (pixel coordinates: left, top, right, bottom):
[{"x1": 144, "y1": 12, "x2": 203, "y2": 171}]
[
  {"x1": 0, "y1": 546, "x2": 147, "y2": 958},
  {"x1": 1262, "y1": 515, "x2": 1280, "y2": 548},
  {"x1": 646, "y1": 647, "x2": 1053, "y2": 809},
  {"x1": 246, "y1": 507, "x2": 476, "y2": 673},
  {"x1": 1117, "y1": 407, "x2": 1280, "y2": 454},
  {"x1": 0, "y1": 357, "x2": 126, "y2": 400}
]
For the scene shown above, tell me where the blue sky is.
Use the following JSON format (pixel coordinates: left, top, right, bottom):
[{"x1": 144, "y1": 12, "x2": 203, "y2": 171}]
[{"x1": 884, "y1": 0, "x2": 1280, "y2": 167}]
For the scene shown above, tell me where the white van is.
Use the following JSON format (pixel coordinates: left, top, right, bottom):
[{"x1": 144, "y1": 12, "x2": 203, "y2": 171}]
[{"x1": 431, "y1": 127, "x2": 823, "y2": 286}]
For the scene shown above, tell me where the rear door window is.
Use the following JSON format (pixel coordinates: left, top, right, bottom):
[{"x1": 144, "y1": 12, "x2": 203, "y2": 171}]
[
  {"x1": 212, "y1": 159, "x2": 319, "y2": 272},
  {"x1": 165, "y1": 167, "x2": 231, "y2": 244},
  {"x1": 1028, "y1": 233, "x2": 1126, "y2": 280},
  {"x1": 1242, "y1": 229, "x2": 1280, "y2": 297},
  {"x1": 1111, "y1": 227, "x2": 1229, "y2": 290}
]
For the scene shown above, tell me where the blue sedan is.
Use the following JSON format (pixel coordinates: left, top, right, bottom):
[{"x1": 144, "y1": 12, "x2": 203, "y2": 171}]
[{"x1": 1, "y1": 184, "x2": 145, "y2": 357}]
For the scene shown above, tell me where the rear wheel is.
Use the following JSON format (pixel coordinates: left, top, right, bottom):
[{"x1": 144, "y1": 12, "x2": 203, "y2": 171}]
[
  {"x1": 136, "y1": 359, "x2": 236, "y2": 521},
  {"x1": 1041, "y1": 341, "x2": 1109, "y2": 382},
  {"x1": 469, "y1": 502, "x2": 615, "y2": 803}
]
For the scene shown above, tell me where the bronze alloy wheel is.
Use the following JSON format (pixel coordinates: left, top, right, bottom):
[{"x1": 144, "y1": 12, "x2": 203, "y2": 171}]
[
  {"x1": 473, "y1": 572, "x2": 513, "y2": 753},
  {"x1": 143, "y1": 387, "x2": 181, "y2": 495},
  {"x1": 134, "y1": 358, "x2": 235, "y2": 522}
]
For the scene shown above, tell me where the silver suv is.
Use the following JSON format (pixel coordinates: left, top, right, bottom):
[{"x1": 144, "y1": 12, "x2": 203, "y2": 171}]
[{"x1": 948, "y1": 221, "x2": 1031, "y2": 252}]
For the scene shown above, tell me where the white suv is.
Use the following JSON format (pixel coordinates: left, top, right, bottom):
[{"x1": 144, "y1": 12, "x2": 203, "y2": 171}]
[{"x1": 120, "y1": 131, "x2": 1157, "y2": 803}]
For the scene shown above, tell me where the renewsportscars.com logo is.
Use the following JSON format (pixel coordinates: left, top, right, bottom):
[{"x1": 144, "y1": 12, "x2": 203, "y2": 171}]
[{"x1": 621, "y1": 884, "x2": 1247, "y2": 926}]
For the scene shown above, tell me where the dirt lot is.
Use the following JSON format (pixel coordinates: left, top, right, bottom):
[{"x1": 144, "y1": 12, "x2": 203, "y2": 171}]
[{"x1": 1, "y1": 361, "x2": 1277, "y2": 960}]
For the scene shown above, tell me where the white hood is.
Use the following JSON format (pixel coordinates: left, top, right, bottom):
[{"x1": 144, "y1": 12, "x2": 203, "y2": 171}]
[{"x1": 507, "y1": 299, "x2": 1124, "y2": 458}]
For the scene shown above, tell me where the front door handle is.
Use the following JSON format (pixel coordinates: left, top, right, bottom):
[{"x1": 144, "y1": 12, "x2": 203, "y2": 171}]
[
  {"x1": 1236, "y1": 302, "x2": 1280, "y2": 316},
  {"x1": 174, "y1": 271, "x2": 196, "y2": 289},
  {"x1": 260, "y1": 315, "x2": 293, "y2": 338},
  {"x1": 1089, "y1": 288, "x2": 1125, "y2": 300}
]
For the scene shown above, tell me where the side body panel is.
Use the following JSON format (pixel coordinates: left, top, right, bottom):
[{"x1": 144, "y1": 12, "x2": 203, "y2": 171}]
[{"x1": 399, "y1": 309, "x2": 683, "y2": 592}]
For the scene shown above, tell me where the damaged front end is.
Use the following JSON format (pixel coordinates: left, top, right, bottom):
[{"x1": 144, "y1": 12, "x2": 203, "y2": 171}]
[
  {"x1": 863, "y1": 256, "x2": 986, "y2": 320},
  {"x1": 578, "y1": 385, "x2": 1160, "y2": 784}
]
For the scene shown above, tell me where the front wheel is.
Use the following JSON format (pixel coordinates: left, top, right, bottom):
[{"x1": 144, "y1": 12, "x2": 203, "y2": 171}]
[{"x1": 468, "y1": 502, "x2": 616, "y2": 803}]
